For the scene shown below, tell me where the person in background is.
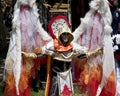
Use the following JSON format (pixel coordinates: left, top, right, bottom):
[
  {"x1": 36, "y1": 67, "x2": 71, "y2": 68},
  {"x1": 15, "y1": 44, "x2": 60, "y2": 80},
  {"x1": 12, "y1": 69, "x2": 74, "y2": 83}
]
[
  {"x1": 112, "y1": 2, "x2": 120, "y2": 96},
  {"x1": 112, "y1": 4, "x2": 120, "y2": 34}
]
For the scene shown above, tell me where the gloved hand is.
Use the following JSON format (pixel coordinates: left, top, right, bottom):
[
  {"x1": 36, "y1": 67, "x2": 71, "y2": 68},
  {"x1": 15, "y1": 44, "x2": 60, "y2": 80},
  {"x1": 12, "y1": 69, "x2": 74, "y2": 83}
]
[
  {"x1": 86, "y1": 47, "x2": 103, "y2": 58},
  {"x1": 22, "y1": 51, "x2": 37, "y2": 58}
]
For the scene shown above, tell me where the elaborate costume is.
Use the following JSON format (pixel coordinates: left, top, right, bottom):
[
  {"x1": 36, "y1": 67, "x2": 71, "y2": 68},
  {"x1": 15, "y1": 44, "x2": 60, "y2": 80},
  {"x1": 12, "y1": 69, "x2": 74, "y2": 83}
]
[
  {"x1": 4, "y1": 0, "x2": 51, "y2": 96},
  {"x1": 41, "y1": 25, "x2": 87, "y2": 61},
  {"x1": 33, "y1": 16, "x2": 87, "y2": 95},
  {"x1": 73, "y1": 0, "x2": 116, "y2": 96}
]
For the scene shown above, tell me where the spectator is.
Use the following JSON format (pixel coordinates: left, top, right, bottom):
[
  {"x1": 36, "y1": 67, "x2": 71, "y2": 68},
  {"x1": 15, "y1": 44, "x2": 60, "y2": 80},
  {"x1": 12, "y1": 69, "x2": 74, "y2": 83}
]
[
  {"x1": 112, "y1": 5, "x2": 120, "y2": 34},
  {"x1": 112, "y1": 3, "x2": 120, "y2": 96}
]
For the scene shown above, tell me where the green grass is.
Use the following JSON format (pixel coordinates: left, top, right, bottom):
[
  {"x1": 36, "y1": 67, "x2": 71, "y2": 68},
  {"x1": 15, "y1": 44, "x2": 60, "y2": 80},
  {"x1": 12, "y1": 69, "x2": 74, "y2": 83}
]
[
  {"x1": 0, "y1": 85, "x2": 84, "y2": 96},
  {"x1": 31, "y1": 90, "x2": 83, "y2": 96},
  {"x1": 0, "y1": 76, "x2": 84, "y2": 96},
  {"x1": 0, "y1": 85, "x2": 45, "y2": 96},
  {"x1": 31, "y1": 89, "x2": 45, "y2": 96},
  {"x1": 0, "y1": 84, "x2": 4, "y2": 96}
]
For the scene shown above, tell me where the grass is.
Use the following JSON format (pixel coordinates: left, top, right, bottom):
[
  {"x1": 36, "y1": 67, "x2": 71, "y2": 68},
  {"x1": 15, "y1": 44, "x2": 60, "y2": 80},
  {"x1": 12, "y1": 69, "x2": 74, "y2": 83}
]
[
  {"x1": 0, "y1": 52, "x2": 84, "y2": 96},
  {"x1": 0, "y1": 84, "x2": 84, "y2": 96},
  {"x1": 31, "y1": 89, "x2": 83, "y2": 96},
  {"x1": 0, "y1": 84, "x2": 45, "y2": 96},
  {"x1": 31, "y1": 89, "x2": 45, "y2": 96}
]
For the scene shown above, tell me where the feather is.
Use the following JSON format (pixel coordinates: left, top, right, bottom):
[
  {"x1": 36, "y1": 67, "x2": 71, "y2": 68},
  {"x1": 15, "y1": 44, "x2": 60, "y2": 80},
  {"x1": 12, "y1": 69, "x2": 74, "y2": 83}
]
[
  {"x1": 4, "y1": 0, "x2": 52, "y2": 95},
  {"x1": 73, "y1": 0, "x2": 115, "y2": 95}
]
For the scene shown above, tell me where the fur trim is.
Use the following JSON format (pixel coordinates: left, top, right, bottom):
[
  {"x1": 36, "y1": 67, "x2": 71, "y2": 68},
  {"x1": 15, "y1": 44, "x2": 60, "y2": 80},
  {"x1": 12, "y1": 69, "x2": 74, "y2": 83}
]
[
  {"x1": 37, "y1": 20, "x2": 52, "y2": 41},
  {"x1": 73, "y1": 1, "x2": 115, "y2": 95},
  {"x1": 104, "y1": 25, "x2": 112, "y2": 34},
  {"x1": 73, "y1": 0, "x2": 112, "y2": 42},
  {"x1": 73, "y1": 18, "x2": 87, "y2": 41},
  {"x1": 89, "y1": 0, "x2": 109, "y2": 15},
  {"x1": 5, "y1": 0, "x2": 51, "y2": 95},
  {"x1": 73, "y1": 10, "x2": 94, "y2": 42},
  {"x1": 17, "y1": 0, "x2": 36, "y2": 7}
]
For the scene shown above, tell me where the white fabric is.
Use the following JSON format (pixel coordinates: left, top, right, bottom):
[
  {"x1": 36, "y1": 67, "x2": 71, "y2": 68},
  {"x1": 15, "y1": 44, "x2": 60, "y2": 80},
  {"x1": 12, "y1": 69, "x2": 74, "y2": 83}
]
[
  {"x1": 41, "y1": 40, "x2": 87, "y2": 62},
  {"x1": 96, "y1": 86, "x2": 102, "y2": 96},
  {"x1": 4, "y1": 0, "x2": 52, "y2": 95},
  {"x1": 5, "y1": 23, "x2": 21, "y2": 95},
  {"x1": 73, "y1": 0, "x2": 115, "y2": 95},
  {"x1": 57, "y1": 68, "x2": 74, "y2": 95}
]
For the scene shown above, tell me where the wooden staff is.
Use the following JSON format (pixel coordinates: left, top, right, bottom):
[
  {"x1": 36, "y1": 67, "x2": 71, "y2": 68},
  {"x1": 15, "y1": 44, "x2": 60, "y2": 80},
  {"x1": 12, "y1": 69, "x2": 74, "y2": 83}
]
[{"x1": 45, "y1": 55, "x2": 52, "y2": 96}]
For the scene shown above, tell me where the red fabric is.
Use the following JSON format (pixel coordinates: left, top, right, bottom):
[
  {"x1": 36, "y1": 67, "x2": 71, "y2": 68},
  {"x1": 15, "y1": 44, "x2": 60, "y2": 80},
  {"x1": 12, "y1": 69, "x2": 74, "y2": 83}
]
[
  {"x1": 72, "y1": 57, "x2": 87, "y2": 82},
  {"x1": 33, "y1": 56, "x2": 47, "y2": 79},
  {"x1": 4, "y1": 58, "x2": 34, "y2": 96},
  {"x1": 77, "y1": 64, "x2": 102, "y2": 95},
  {"x1": 61, "y1": 84, "x2": 72, "y2": 96},
  {"x1": 20, "y1": 86, "x2": 31, "y2": 96},
  {"x1": 100, "y1": 72, "x2": 116, "y2": 96},
  {"x1": 88, "y1": 77, "x2": 99, "y2": 96},
  {"x1": 4, "y1": 75, "x2": 31, "y2": 96},
  {"x1": 114, "y1": 53, "x2": 120, "y2": 60},
  {"x1": 54, "y1": 38, "x2": 73, "y2": 52}
]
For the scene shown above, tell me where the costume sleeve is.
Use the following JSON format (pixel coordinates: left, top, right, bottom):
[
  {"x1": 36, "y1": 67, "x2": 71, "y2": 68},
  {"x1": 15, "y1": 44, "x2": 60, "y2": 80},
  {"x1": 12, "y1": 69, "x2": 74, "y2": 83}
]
[
  {"x1": 72, "y1": 42, "x2": 87, "y2": 55},
  {"x1": 41, "y1": 40, "x2": 55, "y2": 56}
]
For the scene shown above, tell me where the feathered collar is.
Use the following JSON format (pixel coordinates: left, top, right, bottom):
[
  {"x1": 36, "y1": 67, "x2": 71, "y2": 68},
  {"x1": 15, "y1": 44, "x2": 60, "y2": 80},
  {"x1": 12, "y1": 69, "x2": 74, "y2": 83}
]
[
  {"x1": 16, "y1": 0, "x2": 36, "y2": 8},
  {"x1": 89, "y1": 0, "x2": 109, "y2": 15}
]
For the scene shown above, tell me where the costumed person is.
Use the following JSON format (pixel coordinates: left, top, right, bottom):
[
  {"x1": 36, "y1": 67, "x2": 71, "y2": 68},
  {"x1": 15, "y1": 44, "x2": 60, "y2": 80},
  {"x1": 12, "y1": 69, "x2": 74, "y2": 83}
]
[
  {"x1": 35, "y1": 16, "x2": 88, "y2": 96},
  {"x1": 112, "y1": 3, "x2": 120, "y2": 96},
  {"x1": 4, "y1": 0, "x2": 52, "y2": 96},
  {"x1": 73, "y1": 0, "x2": 116, "y2": 96},
  {"x1": 112, "y1": 4, "x2": 120, "y2": 34}
]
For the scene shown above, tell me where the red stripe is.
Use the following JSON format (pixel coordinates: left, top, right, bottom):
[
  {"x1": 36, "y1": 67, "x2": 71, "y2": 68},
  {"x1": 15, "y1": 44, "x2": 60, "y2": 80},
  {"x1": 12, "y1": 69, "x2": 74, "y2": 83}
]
[
  {"x1": 88, "y1": 26, "x2": 93, "y2": 51},
  {"x1": 114, "y1": 53, "x2": 120, "y2": 60}
]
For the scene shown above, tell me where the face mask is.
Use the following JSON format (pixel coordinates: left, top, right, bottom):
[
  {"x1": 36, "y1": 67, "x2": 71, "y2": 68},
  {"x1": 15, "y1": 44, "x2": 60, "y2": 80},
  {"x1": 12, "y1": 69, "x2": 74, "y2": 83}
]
[{"x1": 60, "y1": 33, "x2": 70, "y2": 46}]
